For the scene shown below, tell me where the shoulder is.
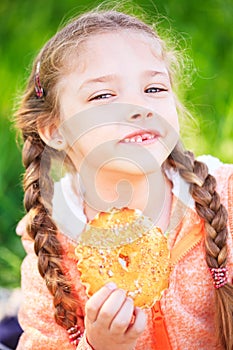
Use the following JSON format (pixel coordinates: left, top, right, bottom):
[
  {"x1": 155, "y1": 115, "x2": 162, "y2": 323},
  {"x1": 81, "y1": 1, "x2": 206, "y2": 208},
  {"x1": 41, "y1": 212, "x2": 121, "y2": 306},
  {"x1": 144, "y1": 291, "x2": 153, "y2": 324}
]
[
  {"x1": 198, "y1": 155, "x2": 233, "y2": 232},
  {"x1": 197, "y1": 154, "x2": 233, "y2": 191},
  {"x1": 197, "y1": 154, "x2": 233, "y2": 204},
  {"x1": 196, "y1": 154, "x2": 223, "y2": 173}
]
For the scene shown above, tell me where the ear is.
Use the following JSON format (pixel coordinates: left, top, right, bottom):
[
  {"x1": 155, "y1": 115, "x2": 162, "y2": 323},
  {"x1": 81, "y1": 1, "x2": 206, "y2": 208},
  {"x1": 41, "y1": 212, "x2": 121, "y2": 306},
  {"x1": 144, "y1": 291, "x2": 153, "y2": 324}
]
[{"x1": 38, "y1": 124, "x2": 67, "y2": 151}]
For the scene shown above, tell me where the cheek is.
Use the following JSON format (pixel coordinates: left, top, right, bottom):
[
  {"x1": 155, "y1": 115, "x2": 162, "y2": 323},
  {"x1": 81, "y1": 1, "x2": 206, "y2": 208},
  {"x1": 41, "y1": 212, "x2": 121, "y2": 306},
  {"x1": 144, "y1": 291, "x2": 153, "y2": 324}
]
[
  {"x1": 68, "y1": 127, "x2": 118, "y2": 167},
  {"x1": 78, "y1": 127, "x2": 117, "y2": 150},
  {"x1": 173, "y1": 112, "x2": 180, "y2": 135},
  {"x1": 153, "y1": 96, "x2": 179, "y2": 132},
  {"x1": 165, "y1": 103, "x2": 180, "y2": 136},
  {"x1": 169, "y1": 96, "x2": 180, "y2": 131}
]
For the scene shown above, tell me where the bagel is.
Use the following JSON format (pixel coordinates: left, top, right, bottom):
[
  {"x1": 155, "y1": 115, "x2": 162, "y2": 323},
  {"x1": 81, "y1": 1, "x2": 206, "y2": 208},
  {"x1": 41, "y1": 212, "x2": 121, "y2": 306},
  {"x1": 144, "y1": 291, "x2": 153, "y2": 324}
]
[{"x1": 75, "y1": 207, "x2": 170, "y2": 308}]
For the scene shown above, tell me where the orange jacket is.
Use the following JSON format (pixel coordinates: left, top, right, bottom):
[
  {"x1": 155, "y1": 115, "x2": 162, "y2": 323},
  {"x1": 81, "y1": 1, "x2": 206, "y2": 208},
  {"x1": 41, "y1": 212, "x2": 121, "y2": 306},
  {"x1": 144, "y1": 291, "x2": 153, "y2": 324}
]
[{"x1": 17, "y1": 158, "x2": 233, "y2": 350}]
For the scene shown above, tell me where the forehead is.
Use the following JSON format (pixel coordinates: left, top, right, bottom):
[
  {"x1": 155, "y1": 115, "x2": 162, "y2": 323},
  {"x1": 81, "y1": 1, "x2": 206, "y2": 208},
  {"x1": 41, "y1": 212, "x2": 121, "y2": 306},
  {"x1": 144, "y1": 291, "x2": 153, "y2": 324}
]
[
  {"x1": 83, "y1": 30, "x2": 161, "y2": 51},
  {"x1": 69, "y1": 30, "x2": 164, "y2": 72}
]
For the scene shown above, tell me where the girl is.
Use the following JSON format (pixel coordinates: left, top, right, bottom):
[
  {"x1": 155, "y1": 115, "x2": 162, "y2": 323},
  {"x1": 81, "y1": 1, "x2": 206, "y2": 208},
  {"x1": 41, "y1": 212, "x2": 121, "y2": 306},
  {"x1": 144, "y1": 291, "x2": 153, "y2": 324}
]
[{"x1": 15, "y1": 7, "x2": 233, "y2": 350}]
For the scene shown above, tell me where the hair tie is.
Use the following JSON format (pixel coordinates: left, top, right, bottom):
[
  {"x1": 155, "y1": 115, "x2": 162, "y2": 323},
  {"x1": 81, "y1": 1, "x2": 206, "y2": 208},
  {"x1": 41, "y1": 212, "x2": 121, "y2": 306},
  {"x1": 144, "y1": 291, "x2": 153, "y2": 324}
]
[
  {"x1": 67, "y1": 325, "x2": 83, "y2": 346},
  {"x1": 34, "y1": 61, "x2": 44, "y2": 98},
  {"x1": 209, "y1": 267, "x2": 228, "y2": 289}
]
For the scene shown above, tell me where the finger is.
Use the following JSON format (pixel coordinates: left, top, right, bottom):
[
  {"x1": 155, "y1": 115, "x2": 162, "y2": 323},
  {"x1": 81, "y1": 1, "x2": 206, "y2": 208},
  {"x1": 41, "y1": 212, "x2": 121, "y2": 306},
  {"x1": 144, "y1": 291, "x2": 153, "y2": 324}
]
[
  {"x1": 97, "y1": 288, "x2": 127, "y2": 329},
  {"x1": 85, "y1": 282, "x2": 117, "y2": 323},
  {"x1": 109, "y1": 297, "x2": 134, "y2": 334},
  {"x1": 126, "y1": 307, "x2": 147, "y2": 339}
]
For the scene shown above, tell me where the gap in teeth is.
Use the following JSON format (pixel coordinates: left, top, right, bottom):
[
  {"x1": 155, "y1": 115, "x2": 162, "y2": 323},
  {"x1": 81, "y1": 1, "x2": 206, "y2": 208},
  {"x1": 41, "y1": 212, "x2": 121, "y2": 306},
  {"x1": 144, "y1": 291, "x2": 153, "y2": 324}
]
[
  {"x1": 142, "y1": 133, "x2": 154, "y2": 140},
  {"x1": 124, "y1": 133, "x2": 155, "y2": 143}
]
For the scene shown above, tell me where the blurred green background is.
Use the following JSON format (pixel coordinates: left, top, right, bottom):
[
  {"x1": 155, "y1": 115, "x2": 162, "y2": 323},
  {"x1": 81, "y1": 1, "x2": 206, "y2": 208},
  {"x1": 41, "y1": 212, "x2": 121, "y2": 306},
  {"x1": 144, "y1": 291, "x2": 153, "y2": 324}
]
[{"x1": 0, "y1": 0, "x2": 232, "y2": 288}]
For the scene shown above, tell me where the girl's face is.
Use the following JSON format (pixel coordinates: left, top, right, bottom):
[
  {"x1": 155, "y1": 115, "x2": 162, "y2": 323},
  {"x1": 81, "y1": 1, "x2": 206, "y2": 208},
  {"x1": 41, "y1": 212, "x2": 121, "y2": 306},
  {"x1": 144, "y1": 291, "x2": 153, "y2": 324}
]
[{"x1": 57, "y1": 31, "x2": 179, "y2": 174}]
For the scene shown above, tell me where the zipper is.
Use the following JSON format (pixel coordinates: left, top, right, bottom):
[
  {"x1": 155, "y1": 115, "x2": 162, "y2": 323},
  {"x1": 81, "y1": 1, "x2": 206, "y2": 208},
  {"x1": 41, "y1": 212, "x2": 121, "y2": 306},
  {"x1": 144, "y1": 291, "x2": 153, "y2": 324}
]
[
  {"x1": 170, "y1": 221, "x2": 204, "y2": 268},
  {"x1": 150, "y1": 220, "x2": 205, "y2": 350}
]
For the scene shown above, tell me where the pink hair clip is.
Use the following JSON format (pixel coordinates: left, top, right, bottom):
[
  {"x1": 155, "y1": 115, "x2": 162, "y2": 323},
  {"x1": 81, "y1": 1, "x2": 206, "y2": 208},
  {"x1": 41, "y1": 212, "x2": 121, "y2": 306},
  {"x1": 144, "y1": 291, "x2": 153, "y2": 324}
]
[
  {"x1": 34, "y1": 61, "x2": 44, "y2": 98},
  {"x1": 67, "y1": 325, "x2": 83, "y2": 346},
  {"x1": 209, "y1": 267, "x2": 228, "y2": 289}
]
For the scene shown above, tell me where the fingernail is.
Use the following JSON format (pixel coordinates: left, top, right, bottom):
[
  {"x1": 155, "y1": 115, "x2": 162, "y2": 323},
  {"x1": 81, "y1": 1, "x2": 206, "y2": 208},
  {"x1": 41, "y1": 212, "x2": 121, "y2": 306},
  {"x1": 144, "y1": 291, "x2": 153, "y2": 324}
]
[
  {"x1": 105, "y1": 282, "x2": 117, "y2": 290},
  {"x1": 127, "y1": 296, "x2": 133, "y2": 303}
]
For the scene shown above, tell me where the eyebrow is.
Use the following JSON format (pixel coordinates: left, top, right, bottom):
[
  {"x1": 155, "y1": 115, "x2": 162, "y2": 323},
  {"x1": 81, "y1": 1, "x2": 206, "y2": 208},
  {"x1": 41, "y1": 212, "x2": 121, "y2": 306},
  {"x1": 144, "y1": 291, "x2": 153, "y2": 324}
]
[
  {"x1": 80, "y1": 70, "x2": 169, "y2": 90},
  {"x1": 144, "y1": 70, "x2": 170, "y2": 79},
  {"x1": 80, "y1": 74, "x2": 116, "y2": 89}
]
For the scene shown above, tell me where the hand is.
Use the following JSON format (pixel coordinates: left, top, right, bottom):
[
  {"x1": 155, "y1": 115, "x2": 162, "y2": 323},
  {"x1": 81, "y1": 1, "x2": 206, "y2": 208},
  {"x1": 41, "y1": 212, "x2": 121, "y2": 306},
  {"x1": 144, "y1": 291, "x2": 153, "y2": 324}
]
[{"x1": 84, "y1": 283, "x2": 147, "y2": 350}]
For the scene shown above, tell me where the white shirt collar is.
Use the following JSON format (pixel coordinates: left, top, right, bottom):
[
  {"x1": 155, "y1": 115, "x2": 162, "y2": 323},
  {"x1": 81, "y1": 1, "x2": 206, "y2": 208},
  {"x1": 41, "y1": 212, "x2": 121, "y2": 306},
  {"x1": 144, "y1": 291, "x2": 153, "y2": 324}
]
[{"x1": 52, "y1": 155, "x2": 221, "y2": 241}]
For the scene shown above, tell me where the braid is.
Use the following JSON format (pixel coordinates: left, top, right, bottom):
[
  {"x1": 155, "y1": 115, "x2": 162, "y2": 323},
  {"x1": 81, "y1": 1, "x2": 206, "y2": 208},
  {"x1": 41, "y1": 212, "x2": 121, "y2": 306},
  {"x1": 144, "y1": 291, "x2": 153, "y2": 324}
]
[
  {"x1": 22, "y1": 135, "x2": 80, "y2": 330},
  {"x1": 168, "y1": 143, "x2": 233, "y2": 349}
]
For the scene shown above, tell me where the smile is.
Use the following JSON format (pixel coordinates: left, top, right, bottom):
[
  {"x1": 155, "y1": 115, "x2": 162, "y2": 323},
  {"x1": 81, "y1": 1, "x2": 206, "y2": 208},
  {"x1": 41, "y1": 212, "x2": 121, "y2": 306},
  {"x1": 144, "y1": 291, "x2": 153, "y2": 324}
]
[{"x1": 120, "y1": 130, "x2": 160, "y2": 145}]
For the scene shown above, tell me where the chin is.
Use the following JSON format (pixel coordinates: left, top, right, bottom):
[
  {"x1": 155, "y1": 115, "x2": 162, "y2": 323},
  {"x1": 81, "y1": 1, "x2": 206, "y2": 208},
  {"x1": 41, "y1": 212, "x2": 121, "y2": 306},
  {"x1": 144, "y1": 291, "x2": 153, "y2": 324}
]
[{"x1": 103, "y1": 160, "x2": 161, "y2": 176}]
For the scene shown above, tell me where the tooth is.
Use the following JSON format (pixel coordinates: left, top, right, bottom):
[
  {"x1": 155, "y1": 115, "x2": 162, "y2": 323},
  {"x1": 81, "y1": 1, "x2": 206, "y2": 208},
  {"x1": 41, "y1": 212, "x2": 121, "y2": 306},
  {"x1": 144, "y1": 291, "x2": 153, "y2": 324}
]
[
  {"x1": 143, "y1": 133, "x2": 154, "y2": 140},
  {"x1": 124, "y1": 138, "x2": 130, "y2": 143},
  {"x1": 130, "y1": 137, "x2": 136, "y2": 142},
  {"x1": 136, "y1": 136, "x2": 142, "y2": 142}
]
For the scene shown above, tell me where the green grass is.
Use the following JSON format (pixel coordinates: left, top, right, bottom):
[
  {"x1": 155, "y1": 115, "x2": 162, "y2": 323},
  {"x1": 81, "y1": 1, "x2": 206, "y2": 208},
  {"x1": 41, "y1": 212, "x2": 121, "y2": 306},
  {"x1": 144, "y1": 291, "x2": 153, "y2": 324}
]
[{"x1": 0, "y1": 0, "x2": 232, "y2": 288}]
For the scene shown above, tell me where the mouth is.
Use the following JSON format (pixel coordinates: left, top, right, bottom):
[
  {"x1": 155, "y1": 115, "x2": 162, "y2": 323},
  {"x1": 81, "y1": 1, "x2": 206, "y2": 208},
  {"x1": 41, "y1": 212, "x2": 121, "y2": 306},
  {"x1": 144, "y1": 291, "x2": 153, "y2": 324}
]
[{"x1": 120, "y1": 130, "x2": 161, "y2": 145}]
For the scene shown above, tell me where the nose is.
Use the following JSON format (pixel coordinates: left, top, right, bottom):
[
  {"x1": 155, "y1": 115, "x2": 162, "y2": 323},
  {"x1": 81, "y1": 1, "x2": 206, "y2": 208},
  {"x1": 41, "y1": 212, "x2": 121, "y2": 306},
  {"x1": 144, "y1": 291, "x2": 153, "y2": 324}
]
[{"x1": 127, "y1": 109, "x2": 154, "y2": 122}]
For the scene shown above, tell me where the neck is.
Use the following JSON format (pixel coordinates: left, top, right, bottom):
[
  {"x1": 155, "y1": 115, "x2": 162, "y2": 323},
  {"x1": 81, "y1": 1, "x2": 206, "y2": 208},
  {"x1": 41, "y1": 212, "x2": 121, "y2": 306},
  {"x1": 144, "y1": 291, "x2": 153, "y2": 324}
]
[{"x1": 81, "y1": 166, "x2": 172, "y2": 233}]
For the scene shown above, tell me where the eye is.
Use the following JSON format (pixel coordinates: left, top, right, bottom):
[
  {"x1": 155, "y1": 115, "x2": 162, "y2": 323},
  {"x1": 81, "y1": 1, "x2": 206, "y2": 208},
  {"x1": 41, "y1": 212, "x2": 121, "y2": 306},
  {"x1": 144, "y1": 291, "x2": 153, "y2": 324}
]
[
  {"x1": 145, "y1": 87, "x2": 168, "y2": 94},
  {"x1": 89, "y1": 93, "x2": 115, "y2": 101}
]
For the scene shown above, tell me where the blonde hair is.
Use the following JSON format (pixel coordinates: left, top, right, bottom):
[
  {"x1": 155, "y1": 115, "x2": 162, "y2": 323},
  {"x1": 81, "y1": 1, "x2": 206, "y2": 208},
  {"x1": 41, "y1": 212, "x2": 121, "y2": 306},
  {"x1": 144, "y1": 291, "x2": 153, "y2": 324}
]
[{"x1": 15, "y1": 8, "x2": 233, "y2": 348}]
